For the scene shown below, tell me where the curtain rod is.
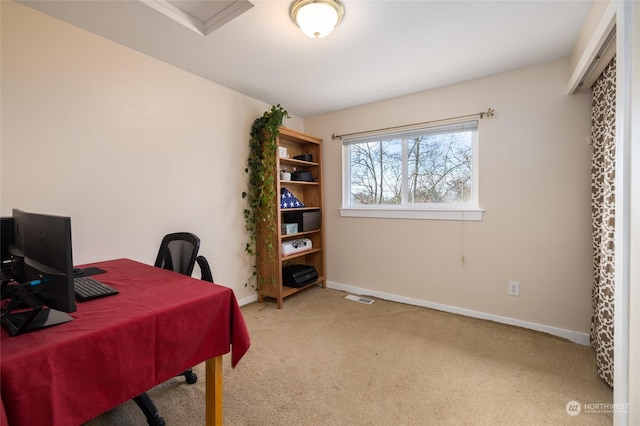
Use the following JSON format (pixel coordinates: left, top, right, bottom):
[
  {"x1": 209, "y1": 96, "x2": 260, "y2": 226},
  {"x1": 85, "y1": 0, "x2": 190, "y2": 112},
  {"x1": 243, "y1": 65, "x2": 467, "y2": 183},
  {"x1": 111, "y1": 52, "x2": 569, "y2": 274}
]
[{"x1": 331, "y1": 108, "x2": 495, "y2": 140}]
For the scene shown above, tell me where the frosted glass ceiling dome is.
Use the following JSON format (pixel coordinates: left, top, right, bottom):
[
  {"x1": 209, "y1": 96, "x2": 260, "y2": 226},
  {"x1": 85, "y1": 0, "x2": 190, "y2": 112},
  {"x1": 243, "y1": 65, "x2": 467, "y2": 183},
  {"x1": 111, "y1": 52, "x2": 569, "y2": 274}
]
[{"x1": 289, "y1": 0, "x2": 345, "y2": 39}]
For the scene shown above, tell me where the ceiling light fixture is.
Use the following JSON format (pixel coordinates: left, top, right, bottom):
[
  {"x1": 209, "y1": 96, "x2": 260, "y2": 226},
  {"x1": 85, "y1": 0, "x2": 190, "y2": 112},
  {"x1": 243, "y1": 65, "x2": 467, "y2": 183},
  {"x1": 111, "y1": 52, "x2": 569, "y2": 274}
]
[{"x1": 289, "y1": 0, "x2": 345, "y2": 39}]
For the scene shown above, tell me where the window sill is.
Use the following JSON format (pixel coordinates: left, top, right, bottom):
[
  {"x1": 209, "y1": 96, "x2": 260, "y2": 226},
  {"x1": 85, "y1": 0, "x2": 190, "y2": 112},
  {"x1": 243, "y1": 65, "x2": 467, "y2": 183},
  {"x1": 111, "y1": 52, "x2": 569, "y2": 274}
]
[{"x1": 339, "y1": 207, "x2": 484, "y2": 221}]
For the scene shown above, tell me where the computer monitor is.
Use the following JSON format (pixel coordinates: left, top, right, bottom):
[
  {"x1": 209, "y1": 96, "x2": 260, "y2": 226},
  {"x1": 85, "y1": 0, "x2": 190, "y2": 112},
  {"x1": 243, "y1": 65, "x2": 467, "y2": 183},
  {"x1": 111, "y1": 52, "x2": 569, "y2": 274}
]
[
  {"x1": 10, "y1": 209, "x2": 26, "y2": 258},
  {"x1": 2, "y1": 216, "x2": 18, "y2": 284},
  {"x1": 1, "y1": 209, "x2": 76, "y2": 336},
  {"x1": 1, "y1": 216, "x2": 15, "y2": 262},
  {"x1": 21, "y1": 211, "x2": 77, "y2": 313},
  {"x1": 1, "y1": 209, "x2": 27, "y2": 283}
]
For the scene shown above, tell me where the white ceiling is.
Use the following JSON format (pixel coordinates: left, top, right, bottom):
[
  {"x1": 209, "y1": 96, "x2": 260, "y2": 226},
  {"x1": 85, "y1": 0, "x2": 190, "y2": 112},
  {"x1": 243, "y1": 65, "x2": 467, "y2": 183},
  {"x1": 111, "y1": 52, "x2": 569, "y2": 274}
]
[{"x1": 18, "y1": 0, "x2": 593, "y2": 118}]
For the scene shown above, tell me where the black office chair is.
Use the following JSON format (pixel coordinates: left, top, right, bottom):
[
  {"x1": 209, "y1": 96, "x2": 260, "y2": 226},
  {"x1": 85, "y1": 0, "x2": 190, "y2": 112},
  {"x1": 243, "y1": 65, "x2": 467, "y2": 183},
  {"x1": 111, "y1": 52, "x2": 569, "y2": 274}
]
[
  {"x1": 196, "y1": 255, "x2": 214, "y2": 283},
  {"x1": 154, "y1": 232, "x2": 200, "y2": 276},
  {"x1": 133, "y1": 232, "x2": 201, "y2": 426}
]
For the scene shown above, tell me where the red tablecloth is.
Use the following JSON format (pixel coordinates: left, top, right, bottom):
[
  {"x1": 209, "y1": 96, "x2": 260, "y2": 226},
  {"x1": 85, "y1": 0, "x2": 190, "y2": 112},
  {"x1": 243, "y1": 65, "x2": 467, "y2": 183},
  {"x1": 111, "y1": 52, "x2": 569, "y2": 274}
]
[{"x1": 0, "y1": 258, "x2": 250, "y2": 426}]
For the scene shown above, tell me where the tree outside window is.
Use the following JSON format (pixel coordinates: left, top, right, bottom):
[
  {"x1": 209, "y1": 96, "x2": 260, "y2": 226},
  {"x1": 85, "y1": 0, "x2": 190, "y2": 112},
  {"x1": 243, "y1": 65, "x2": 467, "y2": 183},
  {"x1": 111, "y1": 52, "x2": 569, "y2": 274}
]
[{"x1": 345, "y1": 120, "x2": 477, "y2": 208}]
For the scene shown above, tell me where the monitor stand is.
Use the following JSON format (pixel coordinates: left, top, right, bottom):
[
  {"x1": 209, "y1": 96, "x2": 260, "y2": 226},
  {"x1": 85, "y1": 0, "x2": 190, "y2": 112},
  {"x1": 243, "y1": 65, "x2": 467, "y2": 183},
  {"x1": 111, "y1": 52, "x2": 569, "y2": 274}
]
[{"x1": 1, "y1": 286, "x2": 73, "y2": 336}]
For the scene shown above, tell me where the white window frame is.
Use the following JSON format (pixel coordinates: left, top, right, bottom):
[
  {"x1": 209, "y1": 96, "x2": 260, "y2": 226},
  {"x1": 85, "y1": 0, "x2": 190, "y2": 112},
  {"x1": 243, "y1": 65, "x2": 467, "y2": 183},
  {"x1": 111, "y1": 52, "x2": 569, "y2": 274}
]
[{"x1": 340, "y1": 120, "x2": 484, "y2": 221}]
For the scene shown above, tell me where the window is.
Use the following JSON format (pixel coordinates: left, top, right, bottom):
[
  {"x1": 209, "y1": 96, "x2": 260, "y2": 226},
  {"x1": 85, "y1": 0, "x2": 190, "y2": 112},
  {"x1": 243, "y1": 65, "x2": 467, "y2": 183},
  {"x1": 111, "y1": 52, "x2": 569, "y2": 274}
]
[{"x1": 341, "y1": 120, "x2": 483, "y2": 220}]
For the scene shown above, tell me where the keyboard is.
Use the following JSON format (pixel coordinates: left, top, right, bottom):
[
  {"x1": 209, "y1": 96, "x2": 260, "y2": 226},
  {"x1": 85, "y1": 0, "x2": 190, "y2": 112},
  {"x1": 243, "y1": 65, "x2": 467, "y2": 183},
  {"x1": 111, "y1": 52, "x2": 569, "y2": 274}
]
[{"x1": 74, "y1": 276, "x2": 119, "y2": 302}]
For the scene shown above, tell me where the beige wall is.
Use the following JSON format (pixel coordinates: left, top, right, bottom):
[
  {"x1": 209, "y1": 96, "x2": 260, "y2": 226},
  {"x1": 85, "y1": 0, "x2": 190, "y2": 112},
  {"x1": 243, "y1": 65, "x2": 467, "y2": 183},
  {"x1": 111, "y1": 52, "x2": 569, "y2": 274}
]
[
  {"x1": 305, "y1": 59, "x2": 593, "y2": 340},
  {"x1": 0, "y1": 1, "x2": 302, "y2": 302}
]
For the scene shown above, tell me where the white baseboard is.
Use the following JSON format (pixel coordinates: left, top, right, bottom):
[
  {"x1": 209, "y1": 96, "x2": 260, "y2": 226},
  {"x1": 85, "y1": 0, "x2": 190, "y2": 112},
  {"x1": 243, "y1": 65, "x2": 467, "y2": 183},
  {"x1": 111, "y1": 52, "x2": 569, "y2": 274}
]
[
  {"x1": 237, "y1": 293, "x2": 259, "y2": 307},
  {"x1": 327, "y1": 281, "x2": 592, "y2": 346}
]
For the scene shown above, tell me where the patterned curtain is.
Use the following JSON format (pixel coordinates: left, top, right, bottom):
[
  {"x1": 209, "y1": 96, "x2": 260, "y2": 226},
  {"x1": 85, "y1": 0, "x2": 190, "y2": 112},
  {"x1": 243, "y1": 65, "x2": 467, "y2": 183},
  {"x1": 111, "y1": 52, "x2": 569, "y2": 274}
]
[{"x1": 590, "y1": 57, "x2": 616, "y2": 388}]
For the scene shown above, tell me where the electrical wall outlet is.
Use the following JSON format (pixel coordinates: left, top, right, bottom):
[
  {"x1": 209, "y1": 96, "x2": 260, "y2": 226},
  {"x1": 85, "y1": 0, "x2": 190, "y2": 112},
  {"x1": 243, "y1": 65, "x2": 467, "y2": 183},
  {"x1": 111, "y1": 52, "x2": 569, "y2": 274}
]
[{"x1": 508, "y1": 281, "x2": 520, "y2": 296}]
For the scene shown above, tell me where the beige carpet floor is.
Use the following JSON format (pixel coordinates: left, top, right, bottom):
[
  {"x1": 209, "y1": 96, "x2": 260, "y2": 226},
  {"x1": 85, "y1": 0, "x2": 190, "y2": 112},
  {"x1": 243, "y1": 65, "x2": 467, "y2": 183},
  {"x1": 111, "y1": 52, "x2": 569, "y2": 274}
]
[{"x1": 86, "y1": 286, "x2": 613, "y2": 425}]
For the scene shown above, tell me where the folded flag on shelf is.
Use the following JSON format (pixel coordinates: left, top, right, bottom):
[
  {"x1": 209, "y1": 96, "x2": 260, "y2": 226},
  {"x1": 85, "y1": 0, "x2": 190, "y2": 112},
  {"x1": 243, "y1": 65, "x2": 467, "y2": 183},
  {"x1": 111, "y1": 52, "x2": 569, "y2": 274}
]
[{"x1": 280, "y1": 188, "x2": 305, "y2": 209}]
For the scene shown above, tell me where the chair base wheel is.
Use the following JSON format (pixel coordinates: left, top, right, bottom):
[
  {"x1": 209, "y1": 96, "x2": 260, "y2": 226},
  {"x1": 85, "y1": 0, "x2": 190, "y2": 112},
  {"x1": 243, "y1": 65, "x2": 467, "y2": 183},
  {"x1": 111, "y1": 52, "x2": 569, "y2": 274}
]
[
  {"x1": 184, "y1": 370, "x2": 198, "y2": 384},
  {"x1": 150, "y1": 416, "x2": 166, "y2": 426}
]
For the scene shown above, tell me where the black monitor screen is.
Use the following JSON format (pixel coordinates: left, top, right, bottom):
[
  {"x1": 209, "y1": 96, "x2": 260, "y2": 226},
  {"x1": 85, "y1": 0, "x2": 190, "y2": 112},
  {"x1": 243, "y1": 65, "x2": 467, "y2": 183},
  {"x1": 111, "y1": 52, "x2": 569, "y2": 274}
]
[{"x1": 20, "y1": 211, "x2": 76, "y2": 313}]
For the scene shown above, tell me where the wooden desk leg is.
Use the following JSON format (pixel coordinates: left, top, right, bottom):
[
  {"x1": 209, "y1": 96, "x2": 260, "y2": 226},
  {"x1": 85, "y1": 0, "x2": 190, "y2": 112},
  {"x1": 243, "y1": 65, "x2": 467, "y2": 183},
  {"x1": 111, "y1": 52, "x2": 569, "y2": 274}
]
[{"x1": 205, "y1": 356, "x2": 223, "y2": 426}]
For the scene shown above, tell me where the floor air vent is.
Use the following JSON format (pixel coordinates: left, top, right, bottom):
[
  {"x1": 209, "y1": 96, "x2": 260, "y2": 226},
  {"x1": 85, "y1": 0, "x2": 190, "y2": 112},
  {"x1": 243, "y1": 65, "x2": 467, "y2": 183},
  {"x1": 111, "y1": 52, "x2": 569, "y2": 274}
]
[{"x1": 345, "y1": 294, "x2": 374, "y2": 305}]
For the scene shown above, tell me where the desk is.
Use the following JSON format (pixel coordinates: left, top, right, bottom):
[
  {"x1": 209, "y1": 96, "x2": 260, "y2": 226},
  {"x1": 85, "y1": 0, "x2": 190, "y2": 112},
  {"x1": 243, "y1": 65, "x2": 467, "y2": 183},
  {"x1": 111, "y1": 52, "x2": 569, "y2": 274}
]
[{"x1": 0, "y1": 258, "x2": 250, "y2": 426}]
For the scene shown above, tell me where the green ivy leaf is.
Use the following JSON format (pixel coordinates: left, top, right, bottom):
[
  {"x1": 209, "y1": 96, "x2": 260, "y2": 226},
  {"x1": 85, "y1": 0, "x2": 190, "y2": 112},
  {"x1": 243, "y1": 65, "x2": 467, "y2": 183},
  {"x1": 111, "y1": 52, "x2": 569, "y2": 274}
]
[{"x1": 242, "y1": 105, "x2": 289, "y2": 290}]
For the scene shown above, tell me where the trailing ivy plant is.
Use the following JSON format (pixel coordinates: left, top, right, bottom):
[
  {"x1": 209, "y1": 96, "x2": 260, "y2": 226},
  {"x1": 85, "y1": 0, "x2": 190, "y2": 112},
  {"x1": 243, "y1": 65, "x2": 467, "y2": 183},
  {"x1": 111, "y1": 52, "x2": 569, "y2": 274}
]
[{"x1": 242, "y1": 105, "x2": 289, "y2": 289}]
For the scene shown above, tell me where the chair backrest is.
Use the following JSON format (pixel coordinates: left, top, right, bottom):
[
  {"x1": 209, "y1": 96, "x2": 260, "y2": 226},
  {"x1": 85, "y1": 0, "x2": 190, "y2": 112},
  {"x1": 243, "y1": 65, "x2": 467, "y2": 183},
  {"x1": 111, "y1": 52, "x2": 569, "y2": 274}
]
[
  {"x1": 196, "y1": 255, "x2": 214, "y2": 283},
  {"x1": 154, "y1": 232, "x2": 200, "y2": 276}
]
